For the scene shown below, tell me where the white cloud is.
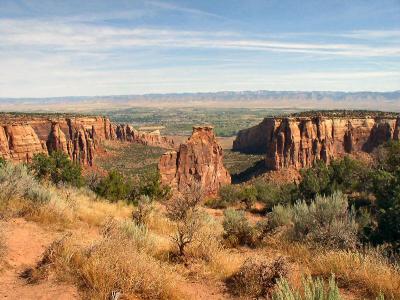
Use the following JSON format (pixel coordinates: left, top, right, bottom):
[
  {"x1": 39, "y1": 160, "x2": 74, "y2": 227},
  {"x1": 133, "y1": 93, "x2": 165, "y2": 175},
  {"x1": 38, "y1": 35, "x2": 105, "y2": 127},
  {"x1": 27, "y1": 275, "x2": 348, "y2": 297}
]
[
  {"x1": 0, "y1": 18, "x2": 399, "y2": 57},
  {"x1": 0, "y1": 13, "x2": 399, "y2": 97}
]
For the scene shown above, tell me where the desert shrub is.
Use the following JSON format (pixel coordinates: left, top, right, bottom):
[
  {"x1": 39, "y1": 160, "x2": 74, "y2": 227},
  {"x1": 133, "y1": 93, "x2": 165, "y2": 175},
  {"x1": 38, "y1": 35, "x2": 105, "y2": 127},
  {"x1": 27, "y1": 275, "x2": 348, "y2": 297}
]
[
  {"x1": 254, "y1": 181, "x2": 297, "y2": 209},
  {"x1": 238, "y1": 185, "x2": 258, "y2": 209},
  {"x1": 227, "y1": 256, "x2": 288, "y2": 297},
  {"x1": 272, "y1": 275, "x2": 342, "y2": 300},
  {"x1": 119, "y1": 221, "x2": 157, "y2": 253},
  {"x1": 0, "y1": 163, "x2": 52, "y2": 215},
  {"x1": 293, "y1": 192, "x2": 358, "y2": 249},
  {"x1": 330, "y1": 156, "x2": 369, "y2": 194},
  {"x1": 209, "y1": 184, "x2": 240, "y2": 208},
  {"x1": 166, "y1": 185, "x2": 203, "y2": 256},
  {"x1": 43, "y1": 234, "x2": 179, "y2": 299},
  {"x1": 185, "y1": 215, "x2": 224, "y2": 262},
  {"x1": 299, "y1": 160, "x2": 333, "y2": 200},
  {"x1": 269, "y1": 204, "x2": 293, "y2": 229},
  {"x1": 31, "y1": 151, "x2": 84, "y2": 187},
  {"x1": 135, "y1": 172, "x2": 171, "y2": 201},
  {"x1": 222, "y1": 208, "x2": 257, "y2": 247},
  {"x1": 94, "y1": 170, "x2": 131, "y2": 202},
  {"x1": 132, "y1": 195, "x2": 154, "y2": 226},
  {"x1": 269, "y1": 192, "x2": 358, "y2": 249}
]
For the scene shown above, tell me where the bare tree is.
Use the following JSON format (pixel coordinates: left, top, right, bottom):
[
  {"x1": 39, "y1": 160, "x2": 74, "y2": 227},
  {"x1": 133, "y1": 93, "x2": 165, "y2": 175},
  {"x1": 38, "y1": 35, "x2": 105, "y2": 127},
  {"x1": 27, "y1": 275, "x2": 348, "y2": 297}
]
[{"x1": 166, "y1": 183, "x2": 204, "y2": 256}]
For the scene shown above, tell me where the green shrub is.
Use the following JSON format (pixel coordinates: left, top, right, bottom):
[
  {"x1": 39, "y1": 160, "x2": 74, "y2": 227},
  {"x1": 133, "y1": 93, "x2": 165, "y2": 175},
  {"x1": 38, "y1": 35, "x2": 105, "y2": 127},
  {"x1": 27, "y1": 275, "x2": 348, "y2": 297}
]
[
  {"x1": 268, "y1": 204, "x2": 293, "y2": 229},
  {"x1": 31, "y1": 151, "x2": 84, "y2": 187},
  {"x1": 238, "y1": 185, "x2": 258, "y2": 210},
  {"x1": 368, "y1": 142, "x2": 400, "y2": 249},
  {"x1": 272, "y1": 275, "x2": 342, "y2": 300},
  {"x1": 330, "y1": 156, "x2": 369, "y2": 194},
  {"x1": 133, "y1": 172, "x2": 171, "y2": 201},
  {"x1": 212, "y1": 184, "x2": 240, "y2": 208},
  {"x1": 254, "y1": 181, "x2": 298, "y2": 209},
  {"x1": 94, "y1": 170, "x2": 131, "y2": 202},
  {"x1": 299, "y1": 160, "x2": 333, "y2": 200},
  {"x1": 227, "y1": 256, "x2": 288, "y2": 297},
  {"x1": 268, "y1": 192, "x2": 358, "y2": 249},
  {"x1": 222, "y1": 208, "x2": 256, "y2": 247},
  {"x1": 293, "y1": 192, "x2": 358, "y2": 249}
]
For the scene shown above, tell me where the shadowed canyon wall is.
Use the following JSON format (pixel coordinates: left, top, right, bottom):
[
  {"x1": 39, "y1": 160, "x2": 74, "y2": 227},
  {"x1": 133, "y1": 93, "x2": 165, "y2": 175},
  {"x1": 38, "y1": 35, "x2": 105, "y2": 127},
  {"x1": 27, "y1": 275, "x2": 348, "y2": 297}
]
[
  {"x1": 0, "y1": 115, "x2": 174, "y2": 166},
  {"x1": 158, "y1": 126, "x2": 231, "y2": 196},
  {"x1": 233, "y1": 116, "x2": 400, "y2": 170}
]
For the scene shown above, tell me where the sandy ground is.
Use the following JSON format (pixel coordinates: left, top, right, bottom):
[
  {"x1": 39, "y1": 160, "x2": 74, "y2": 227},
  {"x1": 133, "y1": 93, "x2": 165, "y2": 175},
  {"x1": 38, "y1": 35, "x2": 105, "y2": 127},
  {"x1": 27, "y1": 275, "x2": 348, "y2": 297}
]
[{"x1": 0, "y1": 218, "x2": 79, "y2": 300}]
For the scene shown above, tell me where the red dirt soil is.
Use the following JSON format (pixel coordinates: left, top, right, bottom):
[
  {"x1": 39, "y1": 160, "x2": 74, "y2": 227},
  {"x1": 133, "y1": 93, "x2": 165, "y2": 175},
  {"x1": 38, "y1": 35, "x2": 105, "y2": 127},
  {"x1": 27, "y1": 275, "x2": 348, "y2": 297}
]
[{"x1": 0, "y1": 218, "x2": 79, "y2": 300}]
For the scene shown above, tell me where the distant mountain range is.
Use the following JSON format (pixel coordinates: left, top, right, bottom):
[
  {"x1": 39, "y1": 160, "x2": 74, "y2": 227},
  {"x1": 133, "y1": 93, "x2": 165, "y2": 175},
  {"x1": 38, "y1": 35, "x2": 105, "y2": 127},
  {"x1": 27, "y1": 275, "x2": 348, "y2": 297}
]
[{"x1": 1, "y1": 90, "x2": 400, "y2": 112}]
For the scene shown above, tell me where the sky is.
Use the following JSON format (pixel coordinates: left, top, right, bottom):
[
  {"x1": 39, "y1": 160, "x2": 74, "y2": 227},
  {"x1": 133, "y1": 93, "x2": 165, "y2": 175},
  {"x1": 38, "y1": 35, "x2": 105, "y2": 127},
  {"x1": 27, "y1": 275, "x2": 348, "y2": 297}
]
[{"x1": 0, "y1": 0, "x2": 399, "y2": 98}]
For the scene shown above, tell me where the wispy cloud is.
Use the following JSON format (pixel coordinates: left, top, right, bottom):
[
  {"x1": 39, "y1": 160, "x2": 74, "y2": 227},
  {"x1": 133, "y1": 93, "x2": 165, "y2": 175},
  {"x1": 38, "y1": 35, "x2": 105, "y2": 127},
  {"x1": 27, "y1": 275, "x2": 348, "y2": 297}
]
[
  {"x1": 1, "y1": 18, "x2": 399, "y2": 58},
  {"x1": 146, "y1": 0, "x2": 225, "y2": 19}
]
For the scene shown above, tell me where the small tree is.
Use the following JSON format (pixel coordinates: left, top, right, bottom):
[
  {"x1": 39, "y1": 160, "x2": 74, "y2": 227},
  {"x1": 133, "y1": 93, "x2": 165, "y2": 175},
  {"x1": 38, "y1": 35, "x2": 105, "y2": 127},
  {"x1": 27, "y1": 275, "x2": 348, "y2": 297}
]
[
  {"x1": 298, "y1": 160, "x2": 332, "y2": 200},
  {"x1": 30, "y1": 151, "x2": 84, "y2": 187},
  {"x1": 166, "y1": 184, "x2": 203, "y2": 256},
  {"x1": 95, "y1": 170, "x2": 131, "y2": 202}
]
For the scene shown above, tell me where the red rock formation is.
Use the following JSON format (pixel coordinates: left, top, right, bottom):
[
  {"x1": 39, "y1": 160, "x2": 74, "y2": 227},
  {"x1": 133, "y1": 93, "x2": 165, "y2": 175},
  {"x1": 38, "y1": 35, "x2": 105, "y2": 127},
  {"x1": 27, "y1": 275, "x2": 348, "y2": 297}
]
[
  {"x1": 158, "y1": 126, "x2": 231, "y2": 196},
  {"x1": 4, "y1": 125, "x2": 47, "y2": 163},
  {"x1": 233, "y1": 116, "x2": 400, "y2": 170},
  {"x1": 0, "y1": 114, "x2": 174, "y2": 166},
  {"x1": 115, "y1": 124, "x2": 175, "y2": 148}
]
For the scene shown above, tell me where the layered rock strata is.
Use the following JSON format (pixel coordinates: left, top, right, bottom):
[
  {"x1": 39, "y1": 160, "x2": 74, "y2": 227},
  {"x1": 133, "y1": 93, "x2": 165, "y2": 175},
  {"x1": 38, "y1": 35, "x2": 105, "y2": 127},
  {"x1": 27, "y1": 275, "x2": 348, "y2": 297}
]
[
  {"x1": 0, "y1": 115, "x2": 174, "y2": 165},
  {"x1": 158, "y1": 126, "x2": 231, "y2": 196},
  {"x1": 233, "y1": 116, "x2": 400, "y2": 170}
]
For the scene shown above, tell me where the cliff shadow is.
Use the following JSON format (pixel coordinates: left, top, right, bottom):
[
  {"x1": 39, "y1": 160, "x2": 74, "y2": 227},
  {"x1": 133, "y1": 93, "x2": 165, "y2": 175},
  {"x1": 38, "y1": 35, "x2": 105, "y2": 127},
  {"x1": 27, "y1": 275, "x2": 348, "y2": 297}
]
[{"x1": 231, "y1": 159, "x2": 267, "y2": 184}]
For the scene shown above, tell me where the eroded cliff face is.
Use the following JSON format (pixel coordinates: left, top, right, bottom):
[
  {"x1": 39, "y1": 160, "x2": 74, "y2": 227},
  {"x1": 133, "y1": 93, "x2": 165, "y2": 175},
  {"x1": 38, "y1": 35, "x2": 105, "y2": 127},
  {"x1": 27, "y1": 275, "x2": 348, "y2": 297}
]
[
  {"x1": 0, "y1": 115, "x2": 174, "y2": 166},
  {"x1": 114, "y1": 125, "x2": 175, "y2": 148},
  {"x1": 158, "y1": 126, "x2": 231, "y2": 196},
  {"x1": 233, "y1": 116, "x2": 400, "y2": 170}
]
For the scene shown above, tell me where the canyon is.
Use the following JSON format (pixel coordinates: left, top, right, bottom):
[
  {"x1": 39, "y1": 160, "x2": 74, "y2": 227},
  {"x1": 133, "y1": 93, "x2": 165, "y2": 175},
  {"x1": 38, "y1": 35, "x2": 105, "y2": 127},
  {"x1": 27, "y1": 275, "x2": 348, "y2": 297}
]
[
  {"x1": 0, "y1": 114, "x2": 175, "y2": 166},
  {"x1": 158, "y1": 126, "x2": 231, "y2": 196},
  {"x1": 233, "y1": 113, "x2": 400, "y2": 170}
]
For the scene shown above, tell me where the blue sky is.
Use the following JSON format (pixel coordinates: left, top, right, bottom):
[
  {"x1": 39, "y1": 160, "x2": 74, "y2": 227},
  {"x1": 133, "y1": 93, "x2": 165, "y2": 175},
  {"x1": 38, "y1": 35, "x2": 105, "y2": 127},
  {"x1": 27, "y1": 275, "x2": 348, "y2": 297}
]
[{"x1": 0, "y1": 0, "x2": 399, "y2": 97}]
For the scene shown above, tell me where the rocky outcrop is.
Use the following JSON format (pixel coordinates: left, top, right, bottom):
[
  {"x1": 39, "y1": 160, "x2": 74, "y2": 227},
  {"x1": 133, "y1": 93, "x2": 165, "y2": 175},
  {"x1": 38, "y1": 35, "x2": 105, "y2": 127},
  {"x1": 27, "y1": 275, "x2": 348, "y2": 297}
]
[
  {"x1": 0, "y1": 114, "x2": 174, "y2": 166},
  {"x1": 115, "y1": 125, "x2": 175, "y2": 148},
  {"x1": 233, "y1": 115, "x2": 400, "y2": 170},
  {"x1": 158, "y1": 126, "x2": 231, "y2": 196}
]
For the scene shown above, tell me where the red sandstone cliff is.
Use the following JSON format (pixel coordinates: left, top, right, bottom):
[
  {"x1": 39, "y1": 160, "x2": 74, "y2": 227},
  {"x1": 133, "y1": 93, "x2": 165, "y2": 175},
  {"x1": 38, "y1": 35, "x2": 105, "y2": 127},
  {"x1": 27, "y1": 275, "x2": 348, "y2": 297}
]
[
  {"x1": 158, "y1": 126, "x2": 231, "y2": 196},
  {"x1": 233, "y1": 116, "x2": 400, "y2": 170},
  {"x1": 0, "y1": 114, "x2": 174, "y2": 166}
]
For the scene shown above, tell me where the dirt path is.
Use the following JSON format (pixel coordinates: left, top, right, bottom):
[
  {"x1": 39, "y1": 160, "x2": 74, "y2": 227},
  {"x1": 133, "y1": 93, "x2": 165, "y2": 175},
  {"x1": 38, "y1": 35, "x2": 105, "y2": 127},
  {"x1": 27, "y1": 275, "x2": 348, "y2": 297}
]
[{"x1": 0, "y1": 218, "x2": 79, "y2": 300}]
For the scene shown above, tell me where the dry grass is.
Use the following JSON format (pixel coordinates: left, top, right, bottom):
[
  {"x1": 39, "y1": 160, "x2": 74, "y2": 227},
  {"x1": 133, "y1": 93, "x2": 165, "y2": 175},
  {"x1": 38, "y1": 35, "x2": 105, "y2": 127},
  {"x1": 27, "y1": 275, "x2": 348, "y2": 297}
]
[
  {"x1": 42, "y1": 228, "x2": 183, "y2": 299},
  {"x1": 271, "y1": 239, "x2": 400, "y2": 299},
  {"x1": 27, "y1": 186, "x2": 134, "y2": 229}
]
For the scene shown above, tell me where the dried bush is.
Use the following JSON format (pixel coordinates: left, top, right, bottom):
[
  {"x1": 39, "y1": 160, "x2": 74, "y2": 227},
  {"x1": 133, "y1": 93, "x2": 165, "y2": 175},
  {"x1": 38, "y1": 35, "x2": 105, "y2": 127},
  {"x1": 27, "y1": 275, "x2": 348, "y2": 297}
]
[
  {"x1": 227, "y1": 256, "x2": 288, "y2": 297},
  {"x1": 222, "y1": 208, "x2": 257, "y2": 247},
  {"x1": 132, "y1": 195, "x2": 154, "y2": 226},
  {"x1": 166, "y1": 184, "x2": 203, "y2": 256}
]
